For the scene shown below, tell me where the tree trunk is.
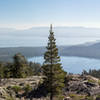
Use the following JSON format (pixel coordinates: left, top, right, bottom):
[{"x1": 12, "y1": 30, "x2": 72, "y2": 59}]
[{"x1": 50, "y1": 93, "x2": 53, "y2": 100}]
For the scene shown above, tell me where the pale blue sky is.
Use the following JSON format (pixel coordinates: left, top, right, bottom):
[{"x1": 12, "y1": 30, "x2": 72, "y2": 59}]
[{"x1": 0, "y1": 0, "x2": 100, "y2": 29}]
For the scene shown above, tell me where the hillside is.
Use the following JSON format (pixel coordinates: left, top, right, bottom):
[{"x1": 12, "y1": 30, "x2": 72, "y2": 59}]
[{"x1": 1, "y1": 42, "x2": 100, "y2": 62}]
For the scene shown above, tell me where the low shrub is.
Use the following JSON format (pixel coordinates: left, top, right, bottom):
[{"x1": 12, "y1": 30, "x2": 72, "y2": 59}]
[
  {"x1": 98, "y1": 80, "x2": 100, "y2": 86},
  {"x1": 12, "y1": 85, "x2": 21, "y2": 93},
  {"x1": 23, "y1": 84, "x2": 32, "y2": 94}
]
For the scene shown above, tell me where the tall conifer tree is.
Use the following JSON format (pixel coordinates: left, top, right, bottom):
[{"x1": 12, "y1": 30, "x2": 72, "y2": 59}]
[{"x1": 42, "y1": 25, "x2": 66, "y2": 100}]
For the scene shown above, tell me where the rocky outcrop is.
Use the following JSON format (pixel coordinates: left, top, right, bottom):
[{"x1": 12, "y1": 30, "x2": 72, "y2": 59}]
[
  {"x1": 0, "y1": 76, "x2": 42, "y2": 88},
  {"x1": 0, "y1": 76, "x2": 43, "y2": 100},
  {"x1": 1, "y1": 75, "x2": 100, "y2": 100},
  {"x1": 65, "y1": 75, "x2": 100, "y2": 96}
]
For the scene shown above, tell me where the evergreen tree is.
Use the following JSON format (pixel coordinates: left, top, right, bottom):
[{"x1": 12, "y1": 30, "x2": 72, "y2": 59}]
[
  {"x1": 0, "y1": 63, "x2": 4, "y2": 78},
  {"x1": 42, "y1": 25, "x2": 66, "y2": 100},
  {"x1": 3, "y1": 62, "x2": 13, "y2": 78},
  {"x1": 29, "y1": 62, "x2": 41, "y2": 75},
  {"x1": 12, "y1": 53, "x2": 32, "y2": 78}
]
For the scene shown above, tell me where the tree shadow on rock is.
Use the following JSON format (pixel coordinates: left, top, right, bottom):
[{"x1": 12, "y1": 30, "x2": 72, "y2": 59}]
[{"x1": 26, "y1": 82, "x2": 48, "y2": 99}]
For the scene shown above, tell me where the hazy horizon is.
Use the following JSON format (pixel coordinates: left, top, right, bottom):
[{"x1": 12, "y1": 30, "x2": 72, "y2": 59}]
[
  {"x1": 1, "y1": 0, "x2": 100, "y2": 47},
  {"x1": 1, "y1": 26, "x2": 100, "y2": 47},
  {"x1": 0, "y1": 0, "x2": 100, "y2": 29}
]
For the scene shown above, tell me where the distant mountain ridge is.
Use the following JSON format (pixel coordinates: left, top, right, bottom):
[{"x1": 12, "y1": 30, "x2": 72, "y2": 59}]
[
  {"x1": 1, "y1": 26, "x2": 100, "y2": 37},
  {"x1": 1, "y1": 41, "x2": 100, "y2": 62}
]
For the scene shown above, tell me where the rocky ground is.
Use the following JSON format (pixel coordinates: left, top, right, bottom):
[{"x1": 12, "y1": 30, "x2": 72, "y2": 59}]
[
  {"x1": 0, "y1": 75, "x2": 100, "y2": 100},
  {"x1": 64, "y1": 74, "x2": 100, "y2": 100},
  {"x1": 0, "y1": 76, "x2": 43, "y2": 100}
]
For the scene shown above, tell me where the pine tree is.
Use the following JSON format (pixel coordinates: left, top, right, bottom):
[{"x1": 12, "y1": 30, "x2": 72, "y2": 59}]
[
  {"x1": 42, "y1": 25, "x2": 66, "y2": 100},
  {"x1": 12, "y1": 53, "x2": 32, "y2": 78},
  {"x1": 0, "y1": 63, "x2": 4, "y2": 78}
]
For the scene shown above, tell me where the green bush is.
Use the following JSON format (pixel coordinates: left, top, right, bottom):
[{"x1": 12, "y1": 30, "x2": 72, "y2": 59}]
[
  {"x1": 12, "y1": 85, "x2": 21, "y2": 93},
  {"x1": 23, "y1": 84, "x2": 32, "y2": 94},
  {"x1": 98, "y1": 80, "x2": 100, "y2": 86},
  {"x1": 85, "y1": 96, "x2": 94, "y2": 100}
]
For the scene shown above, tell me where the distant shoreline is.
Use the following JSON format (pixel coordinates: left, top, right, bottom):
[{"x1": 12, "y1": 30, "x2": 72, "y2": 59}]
[{"x1": 1, "y1": 42, "x2": 100, "y2": 62}]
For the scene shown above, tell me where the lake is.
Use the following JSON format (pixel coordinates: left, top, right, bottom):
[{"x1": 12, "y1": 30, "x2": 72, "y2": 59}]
[
  {"x1": 1, "y1": 35, "x2": 100, "y2": 74},
  {"x1": 28, "y1": 56, "x2": 100, "y2": 74}
]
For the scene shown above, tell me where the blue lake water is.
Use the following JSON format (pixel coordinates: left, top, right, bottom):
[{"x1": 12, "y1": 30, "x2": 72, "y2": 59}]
[{"x1": 28, "y1": 56, "x2": 100, "y2": 74}]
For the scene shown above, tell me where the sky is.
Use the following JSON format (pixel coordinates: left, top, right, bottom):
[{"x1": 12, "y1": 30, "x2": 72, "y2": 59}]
[{"x1": 0, "y1": 0, "x2": 100, "y2": 29}]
